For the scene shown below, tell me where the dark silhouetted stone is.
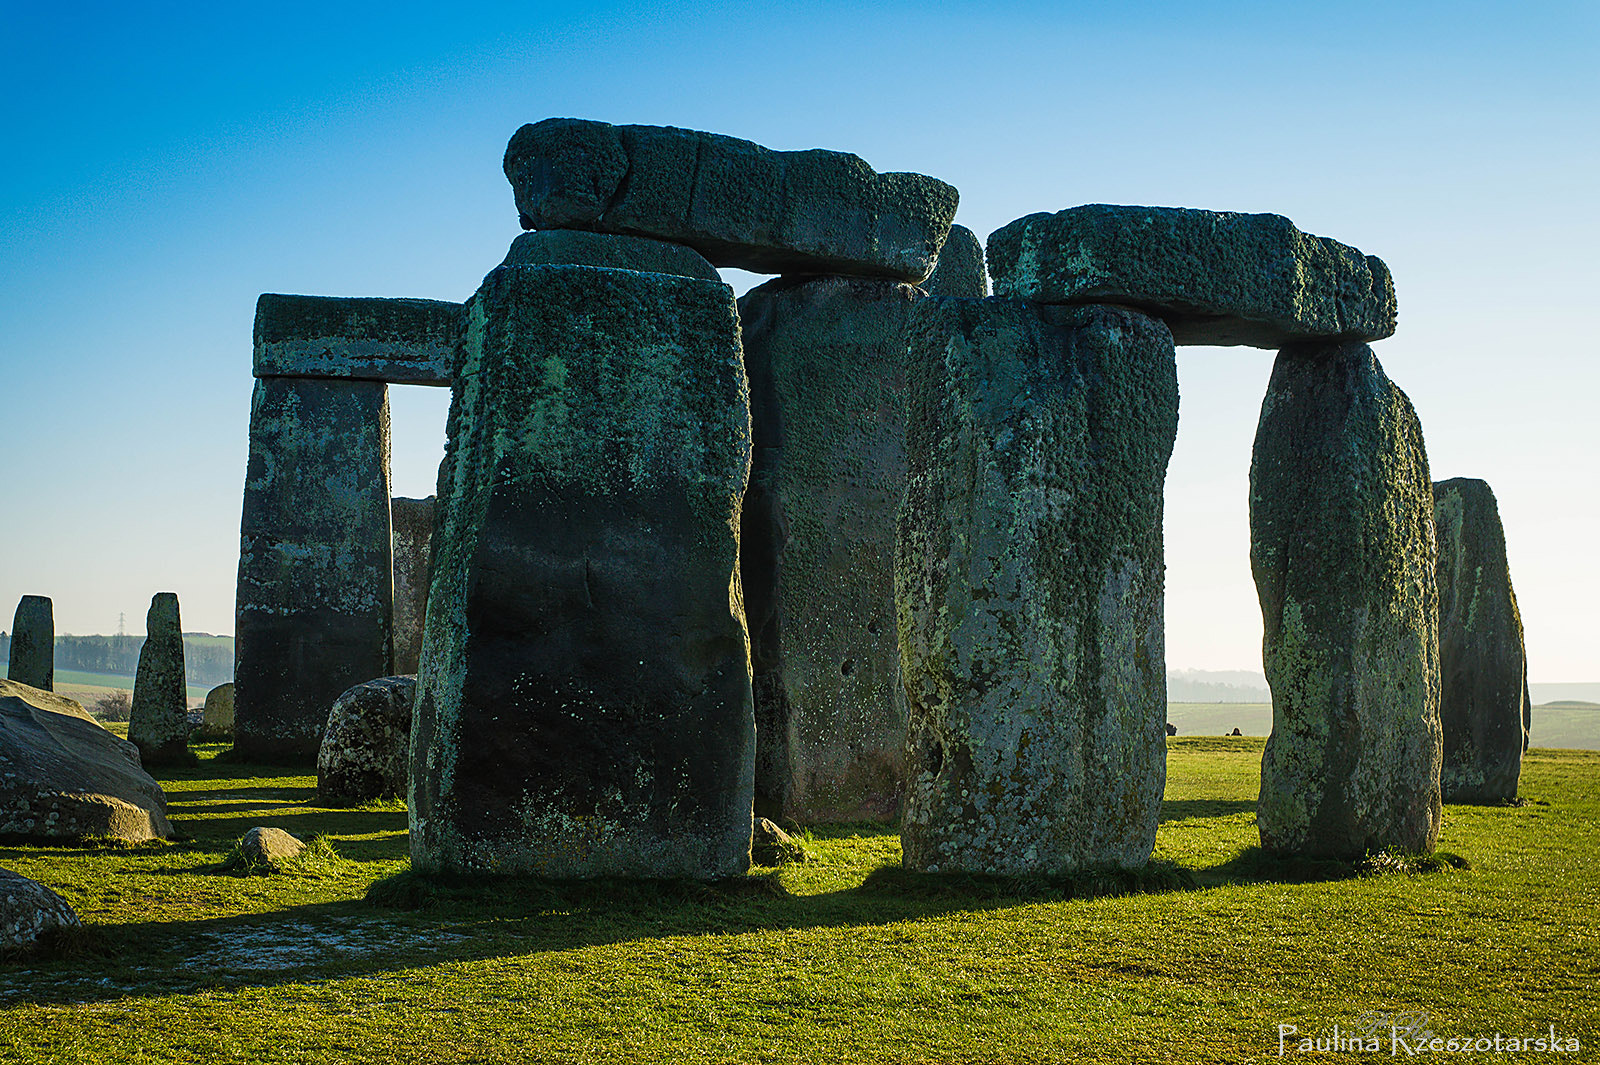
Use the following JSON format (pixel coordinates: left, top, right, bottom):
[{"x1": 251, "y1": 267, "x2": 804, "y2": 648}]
[
  {"x1": 253, "y1": 294, "x2": 462, "y2": 385},
  {"x1": 501, "y1": 230, "x2": 720, "y2": 280},
  {"x1": 7, "y1": 596, "x2": 52, "y2": 691},
  {"x1": 128, "y1": 593, "x2": 194, "y2": 767},
  {"x1": 923, "y1": 223, "x2": 987, "y2": 298},
  {"x1": 897, "y1": 300, "x2": 1178, "y2": 875},
  {"x1": 988, "y1": 205, "x2": 1397, "y2": 347},
  {"x1": 391, "y1": 497, "x2": 435, "y2": 676},
  {"x1": 318, "y1": 675, "x2": 415, "y2": 805},
  {"x1": 0, "y1": 679, "x2": 172, "y2": 843},
  {"x1": 1434, "y1": 478, "x2": 1527, "y2": 803},
  {"x1": 504, "y1": 118, "x2": 959, "y2": 281},
  {"x1": 411, "y1": 264, "x2": 754, "y2": 879},
  {"x1": 738, "y1": 275, "x2": 923, "y2": 824},
  {"x1": 235, "y1": 377, "x2": 394, "y2": 764},
  {"x1": 0, "y1": 868, "x2": 80, "y2": 955},
  {"x1": 1251, "y1": 340, "x2": 1441, "y2": 858}
]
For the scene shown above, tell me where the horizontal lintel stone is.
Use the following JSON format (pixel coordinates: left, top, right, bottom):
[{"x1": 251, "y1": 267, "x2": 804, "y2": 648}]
[{"x1": 253, "y1": 294, "x2": 463, "y2": 385}]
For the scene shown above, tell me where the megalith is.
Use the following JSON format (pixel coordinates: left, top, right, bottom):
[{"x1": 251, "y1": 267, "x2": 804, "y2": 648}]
[
  {"x1": 1433, "y1": 478, "x2": 1527, "y2": 802},
  {"x1": 129, "y1": 592, "x2": 195, "y2": 767},
  {"x1": 923, "y1": 224, "x2": 988, "y2": 299},
  {"x1": 988, "y1": 205, "x2": 1396, "y2": 348},
  {"x1": 738, "y1": 275, "x2": 924, "y2": 823},
  {"x1": 504, "y1": 118, "x2": 959, "y2": 281},
  {"x1": 8, "y1": 596, "x2": 53, "y2": 691},
  {"x1": 1251, "y1": 340, "x2": 1441, "y2": 858},
  {"x1": 410, "y1": 263, "x2": 755, "y2": 879},
  {"x1": 200, "y1": 682, "x2": 234, "y2": 740},
  {"x1": 500, "y1": 230, "x2": 720, "y2": 280},
  {"x1": 897, "y1": 299, "x2": 1178, "y2": 875},
  {"x1": 234, "y1": 376, "x2": 394, "y2": 763},
  {"x1": 391, "y1": 496, "x2": 435, "y2": 676},
  {"x1": 318, "y1": 675, "x2": 415, "y2": 805}
]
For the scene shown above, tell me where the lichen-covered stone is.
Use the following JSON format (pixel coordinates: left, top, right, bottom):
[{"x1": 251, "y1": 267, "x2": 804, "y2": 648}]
[
  {"x1": 500, "y1": 230, "x2": 720, "y2": 280},
  {"x1": 318, "y1": 675, "x2": 415, "y2": 805},
  {"x1": 1433, "y1": 478, "x2": 1526, "y2": 803},
  {"x1": 0, "y1": 679, "x2": 172, "y2": 843},
  {"x1": 0, "y1": 868, "x2": 80, "y2": 956},
  {"x1": 253, "y1": 294, "x2": 462, "y2": 385},
  {"x1": 200, "y1": 682, "x2": 234, "y2": 740},
  {"x1": 410, "y1": 264, "x2": 754, "y2": 879},
  {"x1": 7, "y1": 596, "x2": 53, "y2": 691},
  {"x1": 1251, "y1": 340, "x2": 1441, "y2": 858},
  {"x1": 391, "y1": 497, "x2": 435, "y2": 676},
  {"x1": 128, "y1": 592, "x2": 194, "y2": 767},
  {"x1": 504, "y1": 118, "x2": 959, "y2": 282},
  {"x1": 235, "y1": 377, "x2": 394, "y2": 764},
  {"x1": 987, "y1": 205, "x2": 1397, "y2": 348},
  {"x1": 738, "y1": 275, "x2": 923, "y2": 824},
  {"x1": 923, "y1": 224, "x2": 987, "y2": 298},
  {"x1": 897, "y1": 300, "x2": 1178, "y2": 875}
]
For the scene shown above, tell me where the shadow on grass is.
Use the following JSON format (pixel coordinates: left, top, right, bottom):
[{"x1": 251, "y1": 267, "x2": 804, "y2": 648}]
[
  {"x1": 1158, "y1": 799, "x2": 1256, "y2": 822},
  {"x1": 1206, "y1": 847, "x2": 1472, "y2": 886}
]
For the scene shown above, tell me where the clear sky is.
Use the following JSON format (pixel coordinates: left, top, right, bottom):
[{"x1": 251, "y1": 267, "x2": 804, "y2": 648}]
[{"x1": 1, "y1": 1, "x2": 1595, "y2": 680}]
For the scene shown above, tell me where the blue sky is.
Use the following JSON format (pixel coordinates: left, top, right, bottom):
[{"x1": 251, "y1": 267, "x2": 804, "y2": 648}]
[{"x1": 1, "y1": 1, "x2": 1595, "y2": 679}]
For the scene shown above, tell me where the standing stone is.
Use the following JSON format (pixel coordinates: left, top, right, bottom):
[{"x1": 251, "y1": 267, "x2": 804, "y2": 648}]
[
  {"x1": 235, "y1": 377, "x2": 394, "y2": 763},
  {"x1": 318, "y1": 675, "x2": 415, "y2": 805},
  {"x1": 1433, "y1": 478, "x2": 1527, "y2": 802},
  {"x1": 1251, "y1": 340, "x2": 1442, "y2": 858},
  {"x1": 897, "y1": 300, "x2": 1178, "y2": 875},
  {"x1": 739, "y1": 276, "x2": 923, "y2": 824},
  {"x1": 390, "y1": 497, "x2": 435, "y2": 676},
  {"x1": 501, "y1": 230, "x2": 720, "y2": 280},
  {"x1": 128, "y1": 593, "x2": 195, "y2": 767},
  {"x1": 201, "y1": 682, "x2": 235, "y2": 740},
  {"x1": 411, "y1": 264, "x2": 754, "y2": 879},
  {"x1": 7, "y1": 597, "x2": 53, "y2": 691},
  {"x1": 923, "y1": 224, "x2": 988, "y2": 299}
]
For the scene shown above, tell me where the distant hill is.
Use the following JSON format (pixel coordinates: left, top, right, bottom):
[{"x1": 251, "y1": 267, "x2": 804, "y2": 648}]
[
  {"x1": 1167, "y1": 669, "x2": 1270, "y2": 703},
  {"x1": 0, "y1": 632, "x2": 234, "y2": 689},
  {"x1": 1530, "y1": 684, "x2": 1600, "y2": 705}
]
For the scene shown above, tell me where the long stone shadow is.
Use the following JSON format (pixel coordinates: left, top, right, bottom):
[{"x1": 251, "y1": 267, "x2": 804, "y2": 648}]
[
  {"x1": 1158, "y1": 799, "x2": 1256, "y2": 822},
  {"x1": 172, "y1": 810, "x2": 409, "y2": 845}
]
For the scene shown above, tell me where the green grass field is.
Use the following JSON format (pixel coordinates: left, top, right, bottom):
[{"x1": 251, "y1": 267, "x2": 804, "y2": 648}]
[
  {"x1": 1, "y1": 739, "x2": 1595, "y2": 1063},
  {"x1": 1167, "y1": 702, "x2": 1600, "y2": 750},
  {"x1": 50, "y1": 668, "x2": 210, "y2": 703}
]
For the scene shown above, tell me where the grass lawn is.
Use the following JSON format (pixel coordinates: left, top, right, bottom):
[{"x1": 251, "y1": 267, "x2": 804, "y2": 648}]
[
  {"x1": 1167, "y1": 702, "x2": 1600, "y2": 750},
  {"x1": 1, "y1": 739, "x2": 1595, "y2": 1063}
]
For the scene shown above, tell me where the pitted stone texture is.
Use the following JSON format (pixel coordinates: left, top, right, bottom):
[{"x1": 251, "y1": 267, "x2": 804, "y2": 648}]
[
  {"x1": 318, "y1": 675, "x2": 415, "y2": 805},
  {"x1": 923, "y1": 224, "x2": 988, "y2": 298},
  {"x1": 200, "y1": 682, "x2": 235, "y2": 740},
  {"x1": 501, "y1": 230, "x2": 720, "y2": 280},
  {"x1": 391, "y1": 497, "x2": 435, "y2": 676},
  {"x1": 253, "y1": 295, "x2": 462, "y2": 385},
  {"x1": 504, "y1": 118, "x2": 959, "y2": 282},
  {"x1": 0, "y1": 868, "x2": 80, "y2": 956},
  {"x1": 7, "y1": 596, "x2": 53, "y2": 691},
  {"x1": 0, "y1": 679, "x2": 172, "y2": 843},
  {"x1": 235, "y1": 377, "x2": 394, "y2": 764},
  {"x1": 1434, "y1": 478, "x2": 1527, "y2": 803},
  {"x1": 128, "y1": 592, "x2": 194, "y2": 767},
  {"x1": 1251, "y1": 340, "x2": 1441, "y2": 858},
  {"x1": 411, "y1": 264, "x2": 754, "y2": 880},
  {"x1": 988, "y1": 205, "x2": 1397, "y2": 348},
  {"x1": 738, "y1": 276, "x2": 923, "y2": 824},
  {"x1": 897, "y1": 300, "x2": 1178, "y2": 875}
]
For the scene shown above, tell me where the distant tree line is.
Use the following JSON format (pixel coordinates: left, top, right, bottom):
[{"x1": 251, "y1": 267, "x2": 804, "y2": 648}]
[{"x1": 0, "y1": 633, "x2": 234, "y2": 689}]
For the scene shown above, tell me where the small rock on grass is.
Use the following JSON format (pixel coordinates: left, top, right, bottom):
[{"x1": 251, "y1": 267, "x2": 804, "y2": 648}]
[
  {"x1": 232, "y1": 826, "x2": 306, "y2": 874},
  {"x1": 0, "y1": 867, "x2": 80, "y2": 956},
  {"x1": 752, "y1": 818, "x2": 807, "y2": 866}
]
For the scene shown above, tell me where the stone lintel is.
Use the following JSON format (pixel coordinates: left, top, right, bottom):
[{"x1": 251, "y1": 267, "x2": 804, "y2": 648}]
[{"x1": 253, "y1": 294, "x2": 462, "y2": 385}]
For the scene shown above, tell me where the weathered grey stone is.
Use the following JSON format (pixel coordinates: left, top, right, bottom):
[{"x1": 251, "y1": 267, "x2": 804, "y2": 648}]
[
  {"x1": 1434, "y1": 478, "x2": 1527, "y2": 803},
  {"x1": 318, "y1": 675, "x2": 415, "y2": 805},
  {"x1": 751, "y1": 817, "x2": 806, "y2": 866},
  {"x1": 235, "y1": 376, "x2": 394, "y2": 764},
  {"x1": 1251, "y1": 340, "x2": 1441, "y2": 858},
  {"x1": 504, "y1": 118, "x2": 959, "y2": 282},
  {"x1": 923, "y1": 224, "x2": 987, "y2": 298},
  {"x1": 897, "y1": 300, "x2": 1178, "y2": 875},
  {"x1": 0, "y1": 679, "x2": 172, "y2": 843},
  {"x1": 236, "y1": 826, "x2": 305, "y2": 872},
  {"x1": 7, "y1": 596, "x2": 52, "y2": 691},
  {"x1": 987, "y1": 205, "x2": 1397, "y2": 348},
  {"x1": 0, "y1": 868, "x2": 80, "y2": 956},
  {"x1": 391, "y1": 497, "x2": 435, "y2": 676},
  {"x1": 411, "y1": 264, "x2": 755, "y2": 879},
  {"x1": 200, "y1": 682, "x2": 234, "y2": 740},
  {"x1": 128, "y1": 592, "x2": 194, "y2": 767},
  {"x1": 738, "y1": 275, "x2": 924, "y2": 823},
  {"x1": 501, "y1": 230, "x2": 720, "y2": 280},
  {"x1": 253, "y1": 295, "x2": 462, "y2": 385}
]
